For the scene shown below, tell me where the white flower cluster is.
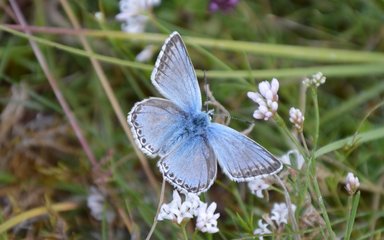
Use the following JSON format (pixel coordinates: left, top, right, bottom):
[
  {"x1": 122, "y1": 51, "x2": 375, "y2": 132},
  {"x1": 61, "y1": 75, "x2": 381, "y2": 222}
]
[
  {"x1": 116, "y1": 0, "x2": 161, "y2": 33},
  {"x1": 247, "y1": 78, "x2": 279, "y2": 121},
  {"x1": 158, "y1": 190, "x2": 220, "y2": 234},
  {"x1": 248, "y1": 178, "x2": 271, "y2": 198},
  {"x1": 345, "y1": 172, "x2": 360, "y2": 195},
  {"x1": 253, "y1": 202, "x2": 297, "y2": 239},
  {"x1": 87, "y1": 187, "x2": 116, "y2": 223},
  {"x1": 270, "y1": 203, "x2": 297, "y2": 225},
  {"x1": 280, "y1": 149, "x2": 305, "y2": 170},
  {"x1": 289, "y1": 107, "x2": 304, "y2": 131},
  {"x1": 302, "y1": 72, "x2": 326, "y2": 87},
  {"x1": 253, "y1": 219, "x2": 271, "y2": 239}
]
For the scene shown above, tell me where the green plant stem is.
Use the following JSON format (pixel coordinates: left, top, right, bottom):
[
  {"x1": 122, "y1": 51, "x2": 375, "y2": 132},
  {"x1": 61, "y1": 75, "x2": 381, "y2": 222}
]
[
  {"x1": 310, "y1": 172, "x2": 335, "y2": 239},
  {"x1": 311, "y1": 87, "x2": 320, "y2": 150},
  {"x1": 145, "y1": 178, "x2": 166, "y2": 240},
  {"x1": 58, "y1": 0, "x2": 159, "y2": 194},
  {"x1": 0, "y1": 202, "x2": 78, "y2": 233},
  {"x1": 7, "y1": 0, "x2": 99, "y2": 171},
  {"x1": 2, "y1": 26, "x2": 384, "y2": 80},
  {"x1": 4, "y1": 24, "x2": 384, "y2": 63},
  {"x1": 275, "y1": 176, "x2": 300, "y2": 240},
  {"x1": 308, "y1": 87, "x2": 335, "y2": 238},
  {"x1": 299, "y1": 132, "x2": 309, "y2": 154},
  {"x1": 274, "y1": 114, "x2": 306, "y2": 157},
  {"x1": 181, "y1": 223, "x2": 188, "y2": 240},
  {"x1": 344, "y1": 191, "x2": 361, "y2": 240}
]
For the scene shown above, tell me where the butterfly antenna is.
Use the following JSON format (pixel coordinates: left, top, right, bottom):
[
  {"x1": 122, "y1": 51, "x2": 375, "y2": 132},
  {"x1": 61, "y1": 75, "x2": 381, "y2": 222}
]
[{"x1": 203, "y1": 70, "x2": 209, "y2": 112}]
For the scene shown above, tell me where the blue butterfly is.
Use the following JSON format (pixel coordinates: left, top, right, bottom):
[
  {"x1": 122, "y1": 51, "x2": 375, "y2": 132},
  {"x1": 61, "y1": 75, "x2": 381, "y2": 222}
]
[{"x1": 127, "y1": 32, "x2": 282, "y2": 194}]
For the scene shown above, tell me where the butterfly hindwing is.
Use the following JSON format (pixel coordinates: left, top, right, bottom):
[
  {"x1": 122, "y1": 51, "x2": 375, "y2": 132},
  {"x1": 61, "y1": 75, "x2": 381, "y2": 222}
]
[
  {"x1": 127, "y1": 97, "x2": 187, "y2": 157},
  {"x1": 151, "y1": 32, "x2": 202, "y2": 113},
  {"x1": 207, "y1": 123, "x2": 283, "y2": 181},
  {"x1": 158, "y1": 135, "x2": 217, "y2": 194}
]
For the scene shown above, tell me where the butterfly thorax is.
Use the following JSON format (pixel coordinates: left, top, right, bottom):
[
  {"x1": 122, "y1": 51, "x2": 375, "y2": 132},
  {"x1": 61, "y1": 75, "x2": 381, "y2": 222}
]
[{"x1": 183, "y1": 111, "x2": 210, "y2": 136}]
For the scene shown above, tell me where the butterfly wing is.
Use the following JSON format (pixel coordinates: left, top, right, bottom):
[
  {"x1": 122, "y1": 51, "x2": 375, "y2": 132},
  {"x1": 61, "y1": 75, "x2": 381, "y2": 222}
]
[
  {"x1": 127, "y1": 97, "x2": 188, "y2": 157},
  {"x1": 151, "y1": 32, "x2": 202, "y2": 113},
  {"x1": 207, "y1": 123, "x2": 283, "y2": 181},
  {"x1": 158, "y1": 135, "x2": 217, "y2": 194}
]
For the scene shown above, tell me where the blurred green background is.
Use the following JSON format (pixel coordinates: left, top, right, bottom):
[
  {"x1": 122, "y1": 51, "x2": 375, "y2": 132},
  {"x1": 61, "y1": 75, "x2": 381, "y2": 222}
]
[{"x1": 0, "y1": 0, "x2": 383, "y2": 239}]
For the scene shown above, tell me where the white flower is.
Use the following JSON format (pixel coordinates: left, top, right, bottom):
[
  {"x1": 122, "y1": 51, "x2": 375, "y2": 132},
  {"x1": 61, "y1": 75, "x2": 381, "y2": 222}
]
[
  {"x1": 248, "y1": 178, "x2": 270, "y2": 198},
  {"x1": 253, "y1": 219, "x2": 272, "y2": 240},
  {"x1": 135, "y1": 45, "x2": 155, "y2": 62},
  {"x1": 120, "y1": 15, "x2": 148, "y2": 33},
  {"x1": 270, "y1": 202, "x2": 296, "y2": 226},
  {"x1": 196, "y1": 202, "x2": 220, "y2": 233},
  {"x1": 157, "y1": 190, "x2": 193, "y2": 224},
  {"x1": 345, "y1": 172, "x2": 360, "y2": 195},
  {"x1": 302, "y1": 72, "x2": 326, "y2": 87},
  {"x1": 116, "y1": 0, "x2": 161, "y2": 33},
  {"x1": 248, "y1": 78, "x2": 279, "y2": 121},
  {"x1": 280, "y1": 149, "x2": 305, "y2": 170},
  {"x1": 157, "y1": 190, "x2": 219, "y2": 233},
  {"x1": 289, "y1": 107, "x2": 304, "y2": 131},
  {"x1": 94, "y1": 12, "x2": 104, "y2": 22},
  {"x1": 87, "y1": 187, "x2": 116, "y2": 223},
  {"x1": 185, "y1": 192, "x2": 202, "y2": 216}
]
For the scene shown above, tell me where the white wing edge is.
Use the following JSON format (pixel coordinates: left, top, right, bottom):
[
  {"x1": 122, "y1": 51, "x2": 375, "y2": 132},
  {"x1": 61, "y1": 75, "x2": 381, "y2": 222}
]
[
  {"x1": 150, "y1": 32, "x2": 180, "y2": 101},
  {"x1": 157, "y1": 160, "x2": 217, "y2": 195},
  {"x1": 126, "y1": 97, "x2": 166, "y2": 158}
]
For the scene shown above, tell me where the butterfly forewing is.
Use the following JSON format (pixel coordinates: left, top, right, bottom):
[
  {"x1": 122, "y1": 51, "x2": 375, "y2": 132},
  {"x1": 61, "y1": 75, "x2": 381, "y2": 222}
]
[
  {"x1": 127, "y1": 98, "x2": 187, "y2": 157},
  {"x1": 207, "y1": 123, "x2": 283, "y2": 181},
  {"x1": 151, "y1": 32, "x2": 202, "y2": 113}
]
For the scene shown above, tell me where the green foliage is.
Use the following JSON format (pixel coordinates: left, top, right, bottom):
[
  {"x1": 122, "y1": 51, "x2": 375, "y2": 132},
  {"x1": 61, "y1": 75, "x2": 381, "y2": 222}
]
[{"x1": 0, "y1": 0, "x2": 383, "y2": 239}]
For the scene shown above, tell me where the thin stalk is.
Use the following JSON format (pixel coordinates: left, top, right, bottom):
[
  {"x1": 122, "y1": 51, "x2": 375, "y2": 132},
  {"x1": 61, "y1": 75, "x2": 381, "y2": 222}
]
[
  {"x1": 308, "y1": 87, "x2": 335, "y2": 238},
  {"x1": 5, "y1": 24, "x2": 384, "y2": 63},
  {"x1": 145, "y1": 178, "x2": 166, "y2": 240},
  {"x1": 59, "y1": 0, "x2": 159, "y2": 194},
  {"x1": 0, "y1": 202, "x2": 78, "y2": 233},
  {"x1": 275, "y1": 176, "x2": 300, "y2": 240},
  {"x1": 310, "y1": 162, "x2": 335, "y2": 239},
  {"x1": 299, "y1": 132, "x2": 309, "y2": 154},
  {"x1": 344, "y1": 191, "x2": 361, "y2": 240},
  {"x1": 2, "y1": 26, "x2": 384, "y2": 80},
  {"x1": 311, "y1": 87, "x2": 320, "y2": 150},
  {"x1": 8, "y1": 0, "x2": 99, "y2": 171},
  {"x1": 274, "y1": 114, "x2": 306, "y2": 157},
  {"x1": 181, "y1": 223, "x2": 189, "y2": 240}
]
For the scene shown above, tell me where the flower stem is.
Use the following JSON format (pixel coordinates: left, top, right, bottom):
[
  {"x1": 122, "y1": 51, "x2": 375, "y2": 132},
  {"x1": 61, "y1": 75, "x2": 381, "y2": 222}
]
[
  {"x1": 311, "y1": 87, "x2": 320, "y2": 150},
  {"x1": 310, "y1": 165, "x2": 335, "y2": 239},
  {"x1": 344, "y1": 191, "x2": 360, "y2": 240},
  {"x1": 181, "y1": 223, "x2": 189, "y2": 240},
  {"x1": 307, "y1": 87, "x2": 335, "y2": 238},
  {"x1": 299, "y1": 132, "x2": 309, "y2": 154},
  {"x1": 275, "y1": 176, "x2": 300, "y2": 240},
  {"x1": 274, "y1": 114, "x2": 306, "y2": 157},
  {"x1": 145, "y1": 178, "x2": 166, "y2": 240}
]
